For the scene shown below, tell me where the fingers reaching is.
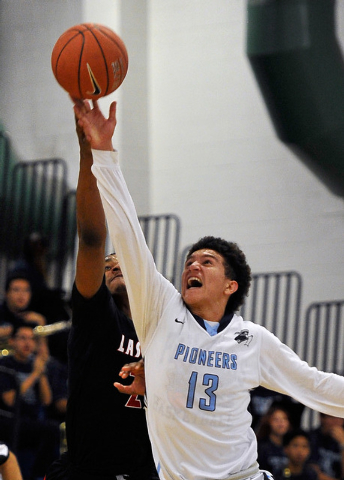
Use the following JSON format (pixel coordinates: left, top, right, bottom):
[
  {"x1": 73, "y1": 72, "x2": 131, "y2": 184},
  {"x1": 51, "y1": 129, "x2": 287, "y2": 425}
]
[
  {"x1": 115, "y1": 359, "x2": 146, "y2": 396},
  {"x1": 71, "y1": 95, "x2": 116, "y2": 150},
  {"x1": 114, "y1": 377, "x2": 145, "y2": 396},
  {"x1": 109, "y1": 101, "x2": 117, "y2": 121}
]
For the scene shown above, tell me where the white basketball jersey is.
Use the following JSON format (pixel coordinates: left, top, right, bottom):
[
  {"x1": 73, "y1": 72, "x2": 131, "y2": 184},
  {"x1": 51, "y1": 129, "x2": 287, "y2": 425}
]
[{"x1": 92, "y1": 150, "x2": 344, "y2": 480}]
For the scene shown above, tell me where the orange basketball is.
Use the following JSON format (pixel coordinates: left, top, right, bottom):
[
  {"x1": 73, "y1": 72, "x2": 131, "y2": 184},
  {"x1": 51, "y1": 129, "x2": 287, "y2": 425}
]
[{"x1": 51, "y1": 23, "x2": 128, "y2": 100}]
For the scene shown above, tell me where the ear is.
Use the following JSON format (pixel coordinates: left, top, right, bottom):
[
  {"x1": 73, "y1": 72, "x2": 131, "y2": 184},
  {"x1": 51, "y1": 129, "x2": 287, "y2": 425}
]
[{"x1": 224, "y1": 280, "x2": 238, "y2": 296}]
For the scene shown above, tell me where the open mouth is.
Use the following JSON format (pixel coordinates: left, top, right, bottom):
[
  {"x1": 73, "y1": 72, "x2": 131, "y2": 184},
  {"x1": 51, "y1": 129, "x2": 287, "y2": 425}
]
[{"x1": 187, "y1": 277, "x2": 203, "y2": 288}]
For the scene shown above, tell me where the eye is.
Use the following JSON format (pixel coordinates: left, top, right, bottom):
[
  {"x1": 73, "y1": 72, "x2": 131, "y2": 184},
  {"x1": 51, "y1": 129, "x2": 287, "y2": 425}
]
[{"x1": 105, "y1": 266, "x2": 111, "y2": 271}]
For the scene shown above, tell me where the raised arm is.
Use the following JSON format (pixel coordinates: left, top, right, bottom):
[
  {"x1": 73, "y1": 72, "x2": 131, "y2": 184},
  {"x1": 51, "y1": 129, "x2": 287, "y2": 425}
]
[
  {"x1": 73, "y1": 100, "x2": 177, "y2": 348},
  {"x1": 74, "y1": 100, "x2": 112, "y2": 298}
]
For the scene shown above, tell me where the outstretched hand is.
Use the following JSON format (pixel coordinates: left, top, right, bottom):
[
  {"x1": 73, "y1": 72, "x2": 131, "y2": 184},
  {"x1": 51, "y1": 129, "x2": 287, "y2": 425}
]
[
  {"x1": 72, "y1": 97, "x2": 117, "y2": 151},
  {"x1": 114, "y1": 359, "x2": 146, "y2": 396}
]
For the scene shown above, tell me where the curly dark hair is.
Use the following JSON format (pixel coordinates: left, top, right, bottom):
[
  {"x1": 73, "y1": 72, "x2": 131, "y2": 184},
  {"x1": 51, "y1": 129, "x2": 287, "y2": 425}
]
[{"x1": 186, "y1": 236, "x2": 252, "y2": 314}]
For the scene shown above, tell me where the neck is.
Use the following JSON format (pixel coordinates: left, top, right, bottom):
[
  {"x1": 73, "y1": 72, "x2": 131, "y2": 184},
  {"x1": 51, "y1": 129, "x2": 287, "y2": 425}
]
[
  {"x1": 287, "y1": 462, "x2": 303, "y2": 475},
  {"x1": 270, "y1": 432, "x2": 283, "y2": 446},
  {"x1": 190, "y1": 304, "x2": 226, "y2": 323},
  {"x1": 112, "y1": 292, "x2": 131, "y2": 319},
  {"x1": 14, "y1": 352, "x2": 30, "y2": 363}
]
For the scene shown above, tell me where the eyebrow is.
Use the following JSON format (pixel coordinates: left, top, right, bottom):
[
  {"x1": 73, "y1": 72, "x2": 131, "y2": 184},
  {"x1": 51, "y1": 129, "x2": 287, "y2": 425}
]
[
  {"x1": 15, "y1": 334, "x2": 35, "y2": 339},
  {"x1": 186, "y1": 252, "x2": 221, "y2": 262}
]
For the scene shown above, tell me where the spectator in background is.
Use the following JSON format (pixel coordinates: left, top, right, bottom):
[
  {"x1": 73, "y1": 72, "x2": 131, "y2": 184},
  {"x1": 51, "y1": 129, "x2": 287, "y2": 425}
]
[
  {"x1": 0, "y1": 274, "x2": 46, "y2": 342},
  {"x1": 10, "y1": 232, "x2": 70, "y2": 323},
  {"x1": 0, "y1": 324, "x2": 60, "y2": 479},
  {"x1": 256, "y1": 404, "x2": 291, "y2": 477},
  {"x1": 9, "y1": 235, "x2": 71, "y2": 365},
  {"x1": 250, "y1": 386, "x2": 305, "y2": 431},
  {"x1": 11, "y1": 232, "x2": 49, "y2": 295},
  {"x1": 276, "y1": 429, "x2": 318, "y2": 480},
  {"x1": 30, "y1": 336, "x2": 68, "y2": 425},
  {"x1": 309, "y1": 413, "x2": 344, "y2": 480}
]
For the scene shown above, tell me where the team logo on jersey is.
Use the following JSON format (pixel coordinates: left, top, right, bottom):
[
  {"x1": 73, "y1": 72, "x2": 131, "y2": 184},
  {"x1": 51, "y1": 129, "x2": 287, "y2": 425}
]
[{"x1": 234, "y1": 329, "x2": 253, "y2": 346}]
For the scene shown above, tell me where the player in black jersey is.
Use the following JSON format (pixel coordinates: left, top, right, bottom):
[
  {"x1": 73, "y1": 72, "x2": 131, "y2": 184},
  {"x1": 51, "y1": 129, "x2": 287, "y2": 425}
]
[{"x1": 44, "y1": 115, "x2": 158, "y2": 480}]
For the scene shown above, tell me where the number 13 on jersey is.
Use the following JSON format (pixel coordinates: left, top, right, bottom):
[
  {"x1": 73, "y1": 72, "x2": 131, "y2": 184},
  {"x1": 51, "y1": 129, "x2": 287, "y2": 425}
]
[{"x1": 186, "y1": 371, "x2": 219, "y2": 411}]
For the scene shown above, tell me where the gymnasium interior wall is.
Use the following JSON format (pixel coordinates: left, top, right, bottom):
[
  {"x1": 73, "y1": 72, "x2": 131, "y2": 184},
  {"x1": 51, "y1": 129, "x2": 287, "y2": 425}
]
[{"x1": 0, "y1": 0, "x2": 343, "y2": 316}]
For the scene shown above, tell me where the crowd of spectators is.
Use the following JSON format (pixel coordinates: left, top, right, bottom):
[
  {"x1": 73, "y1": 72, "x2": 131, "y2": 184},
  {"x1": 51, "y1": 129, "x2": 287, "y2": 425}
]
[
  {"x1": 0, "y1": 233, "x2": 69, "y2": 479},
  {"x1": 252, "y1": 388, "x2": 344, "y2": 480},
  {"x1": 0, "y1": 233, "x2": 343, "y2": 479}
]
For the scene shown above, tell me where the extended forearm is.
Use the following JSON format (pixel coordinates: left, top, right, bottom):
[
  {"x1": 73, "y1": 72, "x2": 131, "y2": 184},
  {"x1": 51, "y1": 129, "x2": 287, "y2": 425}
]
[{"x1": 77, "y1": 150, "x2": 107, "y2": 245}]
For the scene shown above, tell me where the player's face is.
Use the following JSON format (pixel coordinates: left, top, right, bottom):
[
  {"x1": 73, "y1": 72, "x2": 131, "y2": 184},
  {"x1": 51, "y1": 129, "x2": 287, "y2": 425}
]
[
  {"x1": 181, "y1": 249, "x2": 238, "y2": 316},
  {"x1": 104, "y1": 254, "x2": 126, "y2": 295}
]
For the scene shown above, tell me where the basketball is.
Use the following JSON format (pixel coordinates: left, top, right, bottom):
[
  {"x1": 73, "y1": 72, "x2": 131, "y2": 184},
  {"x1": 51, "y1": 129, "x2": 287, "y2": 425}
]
[{"x1": 51, "y1": 23, "x2": 128, "y2": 100}]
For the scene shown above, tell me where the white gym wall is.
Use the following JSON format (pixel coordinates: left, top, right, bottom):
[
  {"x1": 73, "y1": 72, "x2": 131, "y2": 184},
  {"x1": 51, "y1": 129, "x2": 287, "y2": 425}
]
[{"x1": 0, "y1": 0, "x2": 343, "y2": 314}]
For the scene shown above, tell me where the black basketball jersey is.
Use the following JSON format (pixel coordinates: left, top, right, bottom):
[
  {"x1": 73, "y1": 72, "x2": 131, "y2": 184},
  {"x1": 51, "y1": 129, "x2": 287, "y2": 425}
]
[{"x1": 65, "y1": 280, "x2": 156, "y2": 479}]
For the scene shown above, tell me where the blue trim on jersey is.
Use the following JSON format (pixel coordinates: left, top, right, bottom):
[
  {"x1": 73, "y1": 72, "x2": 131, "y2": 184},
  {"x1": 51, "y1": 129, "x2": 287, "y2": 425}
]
[{"x1": 191, "y1": 311, "x2": 234, "y2": 333}]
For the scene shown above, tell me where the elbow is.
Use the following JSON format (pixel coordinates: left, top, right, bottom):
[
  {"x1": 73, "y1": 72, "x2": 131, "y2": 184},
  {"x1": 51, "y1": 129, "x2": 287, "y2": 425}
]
[{"x1": 78, "y1": 229, "x2": 106, "y2": 248}]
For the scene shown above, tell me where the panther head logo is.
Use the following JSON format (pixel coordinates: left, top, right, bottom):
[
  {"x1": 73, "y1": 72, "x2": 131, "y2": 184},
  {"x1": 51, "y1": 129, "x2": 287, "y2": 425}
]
[{"x1": 234, "y1": 329, "x2": 253, "y2": 346}]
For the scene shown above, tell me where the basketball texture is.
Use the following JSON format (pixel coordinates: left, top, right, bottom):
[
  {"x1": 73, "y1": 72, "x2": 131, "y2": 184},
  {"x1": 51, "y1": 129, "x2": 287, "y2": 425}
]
[{"x1": 51, "y1": 23, "x2": 128, "y2": 99}]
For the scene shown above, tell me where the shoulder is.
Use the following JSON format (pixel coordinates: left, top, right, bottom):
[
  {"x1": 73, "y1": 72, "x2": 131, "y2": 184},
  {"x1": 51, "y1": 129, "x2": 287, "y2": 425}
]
[
  {"x1": 239, "y1": 317, "x2": 281, "y2": 342},
  {"x1": 72, "y1": 279, "x2": 108, "y2": 302},
  {"x1": 72, "y1": 280, "x2": 114, "y2": 317},
  {"x1": 70, "y1": 282, "x2": 132, "y2": 339},
  {"x1": 257, "y1": 438, "x2": 272, "y2": 451},
  {"x1": 0, "y1": 355, "x2": 15, "y2": 366},
  {"x1": 0, "y1": 356, "x2": 18, "y2": 385},
  {"x1": 0, "y1": 302, "x2": 11, "y2": 320},
  {"x1": 309, "y1": 427, "x2": 321, "y2": 437},
  {"x1": 231, "y1": 314, "x2": 270, "y2": 337},
  {"x1": 304, "y1": 465, "x2": 318, "y2": 480}
]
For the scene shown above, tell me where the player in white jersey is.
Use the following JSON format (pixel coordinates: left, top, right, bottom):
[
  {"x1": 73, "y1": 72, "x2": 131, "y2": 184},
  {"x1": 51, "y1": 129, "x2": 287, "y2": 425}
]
[{"x1": 74, "y1": 99, "x2": 344, "y2": 480}]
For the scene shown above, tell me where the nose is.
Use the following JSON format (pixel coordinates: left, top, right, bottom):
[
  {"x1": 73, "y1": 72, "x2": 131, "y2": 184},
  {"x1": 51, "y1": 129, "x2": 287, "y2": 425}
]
[{"x1": 189, "y1": 260, "x2": 200, "y2": 270}]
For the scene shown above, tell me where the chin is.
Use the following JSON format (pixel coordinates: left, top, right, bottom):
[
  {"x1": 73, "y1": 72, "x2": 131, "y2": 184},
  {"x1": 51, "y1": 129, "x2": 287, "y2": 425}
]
[{"x1": 110, "y1": 283, "x2": 127, "y2": 296}]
